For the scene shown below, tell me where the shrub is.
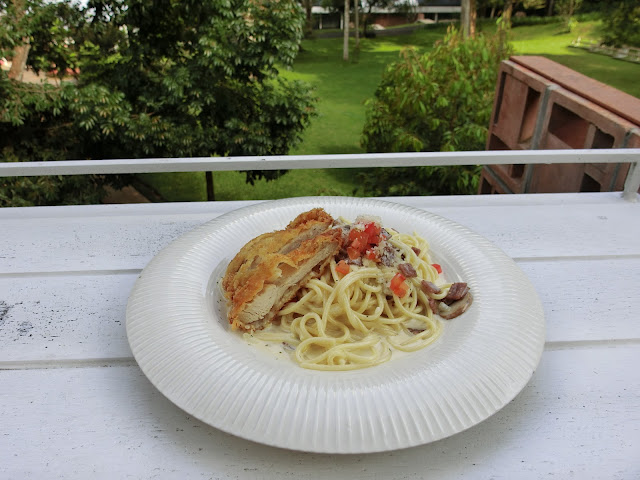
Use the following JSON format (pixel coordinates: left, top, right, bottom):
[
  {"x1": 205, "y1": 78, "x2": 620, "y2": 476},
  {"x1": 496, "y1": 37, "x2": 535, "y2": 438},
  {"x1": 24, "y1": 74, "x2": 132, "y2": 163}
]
[
  {"x1": 601, "y1": 2, "x2": 640, "y2": 48},
  {"x1": 359, "y1": 22, "x2": 512, "y2": 196}
]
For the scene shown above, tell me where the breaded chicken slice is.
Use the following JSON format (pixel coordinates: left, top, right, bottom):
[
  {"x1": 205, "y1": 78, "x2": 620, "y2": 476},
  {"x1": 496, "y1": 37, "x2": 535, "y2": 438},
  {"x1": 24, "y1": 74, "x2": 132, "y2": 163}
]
[{"x1": 222, "y1": 208, "x2": 342, "y2": 332}]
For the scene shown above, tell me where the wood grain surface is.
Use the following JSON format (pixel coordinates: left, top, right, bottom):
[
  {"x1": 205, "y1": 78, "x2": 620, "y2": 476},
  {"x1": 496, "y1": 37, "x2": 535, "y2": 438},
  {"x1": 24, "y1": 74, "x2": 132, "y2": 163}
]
[{"x1": 1, "y1": 192, "x2": 639, "y2": 479}]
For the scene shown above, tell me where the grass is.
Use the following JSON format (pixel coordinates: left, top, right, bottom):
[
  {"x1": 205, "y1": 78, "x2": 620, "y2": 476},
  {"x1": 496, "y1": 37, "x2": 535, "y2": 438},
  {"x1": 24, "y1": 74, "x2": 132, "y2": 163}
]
[
  {"x1": 139, "y1": 168, "x2": 363, "y2": 202},
  {"x1": 284, "y1": 25, "x2": 448, "y2": 156},
  {"x1": 139, "y1": 19, "x2": 640, "y2": 202}
]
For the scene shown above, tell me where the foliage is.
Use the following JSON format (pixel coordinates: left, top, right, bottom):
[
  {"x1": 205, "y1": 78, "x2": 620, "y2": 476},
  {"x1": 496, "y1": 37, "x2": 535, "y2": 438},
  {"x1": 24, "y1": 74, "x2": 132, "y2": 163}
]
[
  {"x1": 600, "y1": 1, "x2": 640, "y2": 48},
  {"x1": 357, "y1": 165, "x2": 483, "y2": 197},
  {"x1": 554, "y1": 0, "x2": 583, "y2": 32},
  {"x1": 359, "y1": 22, "x2": 512, "y2": 196},
  {"x1": 0, "y1": 0, "x2": 316, "y2": 206},
  {"x1": 506, "y1": 15, "x2": 562, "y2": 27}
]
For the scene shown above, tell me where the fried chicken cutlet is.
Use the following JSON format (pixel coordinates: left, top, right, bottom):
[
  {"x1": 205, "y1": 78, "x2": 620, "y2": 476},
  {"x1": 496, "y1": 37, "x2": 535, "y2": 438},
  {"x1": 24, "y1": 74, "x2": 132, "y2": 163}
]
[{"x1": 222, "y1": 208, "x2": 343, "y2": 332}]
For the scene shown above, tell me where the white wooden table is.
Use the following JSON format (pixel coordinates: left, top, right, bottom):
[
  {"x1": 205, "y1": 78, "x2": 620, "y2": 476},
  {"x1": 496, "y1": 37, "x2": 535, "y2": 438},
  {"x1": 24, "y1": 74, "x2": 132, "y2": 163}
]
[{"x1": 1, "y1": 152, "x2": 640, "y2": 479}]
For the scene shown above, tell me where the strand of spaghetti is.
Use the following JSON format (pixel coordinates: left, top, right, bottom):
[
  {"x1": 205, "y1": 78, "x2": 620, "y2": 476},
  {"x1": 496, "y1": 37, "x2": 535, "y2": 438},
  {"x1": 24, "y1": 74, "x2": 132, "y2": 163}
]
[
  {"x1": 296, "y1": 335, "x2": 389, "y2": 370},
  {"x1": 295, "y1": 336, "x2": 340, "y2": 364},
  {"x1": 389, "y1": 321, "x2": 442, "y2": 351},
  {"x1": 313, "y1": 346, "x2": 392, "y2": 370},
  {"x1": 323, "y1": 268, "x2": 380, "y2": 333},
  {"x1": 327, "y1": 340, "x2": 389, "y2": 366},
  {"x1": 292, "y1": 312, "x2": 326, "y2": 339},
  {"x1": 393, "y1": 291, "x2": 433, "y2": 323},
  {"x1": 279, "y1": 288, "x2": 317, "y2": 316},
  {"x1": 351, "y1": 302, "x2": 386, "y2": 323}
]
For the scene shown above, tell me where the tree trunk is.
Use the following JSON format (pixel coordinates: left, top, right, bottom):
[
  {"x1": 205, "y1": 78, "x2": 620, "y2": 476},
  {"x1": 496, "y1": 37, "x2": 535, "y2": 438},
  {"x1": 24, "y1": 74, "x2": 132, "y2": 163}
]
[
  {"x1": 343, "y1": 0, "x2": 350, "y2": 61},
  {"x1": 8, "y1": 43, "x2": 30, "y2": 81},
  {"x1": 7, "y1": 0, "x2": 30, "y2": 81},
  {"x1": 206, "y1": 172, "x2": 215, "y2": 201},
  {"x1": 354, "y1": 0, "x2": 360, "y2": 48},
  {"x1": 461, "y1": 0, "x2": 470, "y2": 38},
  {"x1": 303, "y1": 0, "x2": 313, "y2": 36},
  {"x1": 461, "y1": 0, "x2": 476, "y2": 38},
  {"x1": 469, "y1": 0, "x2": 476, "y2": 38},
  {"x1": 362, "y1": 9, "x2": 370, "y2": 37},
  {"x1": 547, "y1": 0, "x2": 555, "y2": 16},
  {"x1": 503, "y1": 0, "x2": 514, "y2": 26}
]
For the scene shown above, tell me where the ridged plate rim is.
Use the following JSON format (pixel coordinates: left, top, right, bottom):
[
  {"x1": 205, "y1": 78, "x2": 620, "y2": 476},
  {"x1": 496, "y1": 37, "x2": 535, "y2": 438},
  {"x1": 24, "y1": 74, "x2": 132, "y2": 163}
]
[{"x1": 126, "y1": 197, "x2": 545, "y2": 453}]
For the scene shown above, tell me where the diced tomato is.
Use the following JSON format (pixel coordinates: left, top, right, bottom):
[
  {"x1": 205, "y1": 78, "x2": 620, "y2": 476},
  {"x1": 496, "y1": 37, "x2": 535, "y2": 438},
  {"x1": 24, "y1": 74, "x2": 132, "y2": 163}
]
[
  {"x1": 364, "y1": 222, "x2": 381, "y2": 244},
  {"x1": 351, "y1": 235, "x2": 366, "y2": 251},
  {"x1": 336, "y1": 260, "x2": 350, "y2": 276},
  {"x1": 347, "y1": 246, "x2": 361, "y2": 260},
  {"x1": 348, "y1": 228, "x2": 365, "y2": 243},
  {"x1": 396, "y1": 283, "x2": 409, "y2": 297},
  {"x1": 346, "y1": 223, "x2": 383, "y2": 261},
  {"x1": 431, "y1": 263, "x2": 442, "y2": 274},
  {"x1": 365, "y1": 248, "x2": 380, "y2": 262},
  {"x1": 390, "y1": 272, "x2": 409, "y2": 298}
]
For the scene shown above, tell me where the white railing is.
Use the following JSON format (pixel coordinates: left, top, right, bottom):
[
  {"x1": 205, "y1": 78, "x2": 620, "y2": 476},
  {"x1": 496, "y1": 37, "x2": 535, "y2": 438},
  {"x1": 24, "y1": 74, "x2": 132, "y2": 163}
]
[{"x1": 1, "y1": 149, "x2": 639, "y2": 201}]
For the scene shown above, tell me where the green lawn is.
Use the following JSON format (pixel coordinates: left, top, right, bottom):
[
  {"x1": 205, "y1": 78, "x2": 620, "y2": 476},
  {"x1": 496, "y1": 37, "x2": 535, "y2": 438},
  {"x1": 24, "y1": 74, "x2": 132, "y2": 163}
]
[
  {"x1": 284, "y1": 25, "x2": 448, "y2": 155},
  {"x1": 139, "y1": 20, "x2": 640, "y2": 202}
]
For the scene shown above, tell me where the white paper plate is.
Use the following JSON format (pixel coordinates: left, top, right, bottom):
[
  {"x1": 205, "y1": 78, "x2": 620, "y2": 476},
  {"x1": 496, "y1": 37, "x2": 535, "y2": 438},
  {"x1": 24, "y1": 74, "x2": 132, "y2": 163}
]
[{"x1": 126, "y1": 197, "x2": 545, "y2": 453}]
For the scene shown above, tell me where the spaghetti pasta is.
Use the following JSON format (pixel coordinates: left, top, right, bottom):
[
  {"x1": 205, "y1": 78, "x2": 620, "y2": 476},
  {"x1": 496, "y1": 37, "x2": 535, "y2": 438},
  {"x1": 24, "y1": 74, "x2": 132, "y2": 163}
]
[{"x1": 239, "y1": 214, "x2": 471, "y2": 371}]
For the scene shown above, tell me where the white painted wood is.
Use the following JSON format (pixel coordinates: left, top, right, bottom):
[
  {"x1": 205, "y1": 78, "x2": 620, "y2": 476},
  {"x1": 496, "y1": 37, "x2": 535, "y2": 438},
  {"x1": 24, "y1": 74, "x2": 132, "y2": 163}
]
[
  {"x1": 2, "y1": 195, "x2": 639, "y2": 273},
  {"x1": 1, "y1": 150, "x2": 637, "y2": 197},
  {"x1": 0, "y1": 149, "x2": 638, "y2": 177},
  {"x1": 1, "y1": 259, "x2": 639, "y2": 365},
  {"x1": 516, "y1": 257, "x2": 640, "y2": 344},
  {"x1": 1, "y1": 192, "x2": 639, "y2": 477},
  {"x1": 0, "y1": 192, "x2": 633, "y2": 222},
  {"x1": 0, "y1": 273, "x2": 137, "y2": 363},
  {"x1": 1, "y1": 346, "x2": 638, "y2": 479}
]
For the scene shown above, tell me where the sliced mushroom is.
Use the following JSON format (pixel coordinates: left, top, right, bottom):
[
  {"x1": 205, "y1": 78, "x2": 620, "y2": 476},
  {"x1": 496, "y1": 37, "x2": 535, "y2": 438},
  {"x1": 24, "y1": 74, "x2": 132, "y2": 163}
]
[
  {"x1": 438, "y1": 291, "x2": 473, "y2": 320},
  {"x1": 420, "y1": 280, "x2": 441, "y2": 295},
  {"x1": 443, "y1": 282, "x2": 469, "y2": 304},
  {"x1": 427, "y1": 296, "x2": 439, "y2": 315},
  {"x1": 398, "y1": 263, "x2": 417, "y2": 278}
]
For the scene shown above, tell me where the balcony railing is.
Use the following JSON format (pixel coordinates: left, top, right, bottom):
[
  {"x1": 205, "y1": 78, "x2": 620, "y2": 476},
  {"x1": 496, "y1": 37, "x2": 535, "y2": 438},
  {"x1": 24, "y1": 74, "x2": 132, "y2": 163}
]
[{"x1": 1, "y1": 149, "x2": 639, "y2": 201}]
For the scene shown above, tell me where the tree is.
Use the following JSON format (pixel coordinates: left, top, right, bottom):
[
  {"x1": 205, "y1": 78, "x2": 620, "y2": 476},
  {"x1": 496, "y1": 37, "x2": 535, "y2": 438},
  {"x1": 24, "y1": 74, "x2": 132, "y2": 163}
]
[
  {"x1": 321, "y1": 0, "x2": 354, "y2": 60},
  {"x1": 354, "y1": 0, "x2": 360, "y2": 48},
  {"x1": 601, "y1": 1, "x2": 640, "y2": 47},
  {"x1": 554, "y1": 0, "x2": 582, "y2": 31},
  {"x1": 461, "y1": 0, "x2": 477, "y2": 38},
  {"x1": 359, "y1": 22, "x2": 513, "y2": 196},
  {"x1": 360, "y1": 0, "x2": 396, "y2": 37},
  {"x1": 343, "y1": 0, "x2": 350, "y2": 60},
  {"x1": 300, "y1": 0, "x2": 314, "y2": 36},
  {"x1": 499, "y1": 0, "x2": 545, "y2": 25},
  {"x1": 1, "y1": 0, "x2": 317, "y2": 205}
]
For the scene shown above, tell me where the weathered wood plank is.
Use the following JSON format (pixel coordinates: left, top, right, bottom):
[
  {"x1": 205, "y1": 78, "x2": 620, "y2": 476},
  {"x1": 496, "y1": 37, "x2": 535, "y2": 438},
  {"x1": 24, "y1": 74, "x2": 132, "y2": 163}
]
[
  {"x1": 1, "y1": 195, "x2": 639, "y2": 273},
  {"x1": 1, "y1": 258, "x2": 638, "y2": 364},
  {"x1": 0, "y1": 273, "x2": 137, "y2": 363},
  {"x1": 0, "y1": 192, "x2": 629, "y2": 222},
  {"x1": 1, "y1": 345, "x2": 638, "y2": 479}
]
